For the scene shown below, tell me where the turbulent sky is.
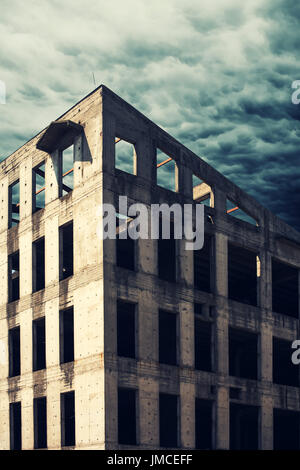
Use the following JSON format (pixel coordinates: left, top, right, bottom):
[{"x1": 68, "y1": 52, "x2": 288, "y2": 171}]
[{"x1": 1, "y1": 0, "x2": 300, "y2": 229}]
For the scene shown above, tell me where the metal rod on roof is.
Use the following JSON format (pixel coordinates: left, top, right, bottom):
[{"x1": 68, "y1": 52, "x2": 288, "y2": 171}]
[
  {"x1": 227, "y1": 206, "x2": 239, "y2": 214},
  {"x1": 157, "y1": 157, "x2": 172, "y2": 168}
]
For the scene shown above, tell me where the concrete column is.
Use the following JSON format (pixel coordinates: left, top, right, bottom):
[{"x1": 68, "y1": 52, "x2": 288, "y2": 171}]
[
  {"x1": 21, "y1": 389, "x2": 34, "y2": 449},
  {"x1": 101, "y1": 110, "x2": 116, "y2": 175},
  {"x1": 0, "y1": 317, "x2": 9, "y2": 449},
  {"x1": 45, "y1": 150, "x2": 61, "y2": 204},
  {"x1": 19, "y1": 231, "x2": 32, "y2": 297},
  {"x1": 260, "y1": 395, "x2": 273, "y2": 449},
  {"x1": 178, "y1": 162, "x2": 193, "y2": 199},
  {"x1": 138, "y1": 293, "x2": 158, "y2": 363},
  {"x1": 259, "y1": 251, "x2": 272, "y2": 310},
  {"x1": 0, "y1": 233, "x2": 8, "y2": 306},
  {"x1": 45, "y1": 215, "x2": 59, "y2": 286},
  {"x1": 47, "y1": 382, "x2": 61, "y2": 449},
  {"x1": 138, "y1": 377, "x2": 159, "y2": 448},
  {"x1": 179, "y1": 301, "x2": 194, "y2": 368},
  {"x1": 105, "y1": 370, "x2": 118, "y2": 449},
  {"x1": 260, "y1": 322, "x2": 272, "y2": 382},
  {"x1": 0, "y1": 391, "x2": 9, "y2": 449},
  {"x1": 180, "y1": 382, "x2": 195, "y2": 448},
  {"x1": 45, "y1": 298, "x2": 60, "y2": 368},
  {"x1": 0, "y1": 177, "x2": 9, "y2": 233},
  {"x1": 20, "y1": 308, "x2": 32, "y2": 375},
  {"x1": 19, "y1": 157, "x2": 33, "y2": 220},
  {"x1": 136, "y1": 136, "x2": 156, "y2": 183},
  {"x1": 216, "y1": 386, "x2": 229, "y2": 449},
  {"x1": 211, "y1": 187, "x2": 226, "y2": 213}
]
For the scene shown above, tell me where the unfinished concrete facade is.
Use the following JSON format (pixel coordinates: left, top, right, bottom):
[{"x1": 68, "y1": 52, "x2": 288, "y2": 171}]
[{"x1": 1, "y1": 85, "x2": 300, "y2": 450}]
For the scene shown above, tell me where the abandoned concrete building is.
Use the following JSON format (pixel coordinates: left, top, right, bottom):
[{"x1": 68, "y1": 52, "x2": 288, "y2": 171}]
[{"x1": 0, "y1": 85, "x2": 300, "y2": 450}]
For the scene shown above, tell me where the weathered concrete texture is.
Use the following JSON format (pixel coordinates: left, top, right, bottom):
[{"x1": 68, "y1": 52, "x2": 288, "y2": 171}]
[{"x1": 0, "y1": 85, "x2": 299, "y2": 450}]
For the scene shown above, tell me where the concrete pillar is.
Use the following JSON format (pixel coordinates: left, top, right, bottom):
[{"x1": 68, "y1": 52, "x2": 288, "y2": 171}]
[
  {"x1": 180, "y1": 382, "x2": 195, "y2": 448},
  {"x1": 45, "y1": 298, "x2": 60, "y2": 368},
  {"x1": 19, "y1": 158, "x2": 33, "y2": 220},
  {"x1": 136, "y1": 136, "x2": 156, "y2": 183},
  {"x1": 45, "y1": 150, "x2": 61, "y2": 204},
  {"x1": 260, "y1": 395, "x2": 273, "y2": 449},
  {"x1": 0, "y1": 177, "x2": 9, "y2": 233},
  {"x1": 216, "y1": 386, "x2": 229, "y2": 449},
  {"x1": 0, "y1": 233, "x2": 8, "y2": 306},
  {"x1": 101, "y1": 110, "x2": 115, "y2": 175},
  {"x1": 45, "y1": 215, "x2": 59, "y2": 286},
  {"x1": 21, "y1": 389, "x2": 34, "y2": 449},
  {"x1": 20, "y1": 308, "x2": 32, "y2": 375},
  {"x1": 0, "y1": 391, "x2": 9, "y2": 449},
  {"x1": 47, "y1": 383, "x2": 61, "y2": 449},
  {"x1": 138, "y1": 377, "x2": 159, "y2": 448},
  {"x1": 138, "y1": 293, "x2": 158, "y2": 363},
  {"x1": 211, "y1": 187, "x2": 226, "y2": 213},
  {"x1": 105, "y1": 370, "x2": 118, "y2": 449},
  {"x1": 19, "y1": 232, "x2": 32, "y2": 297},
  {"x1": 179, "y1": 301, "x2": 194, "y2": 368}
]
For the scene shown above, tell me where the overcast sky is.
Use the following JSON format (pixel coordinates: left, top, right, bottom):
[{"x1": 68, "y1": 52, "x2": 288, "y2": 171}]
[{"x1": 0, "y1": 0, "x2": 300, "y2": 229}]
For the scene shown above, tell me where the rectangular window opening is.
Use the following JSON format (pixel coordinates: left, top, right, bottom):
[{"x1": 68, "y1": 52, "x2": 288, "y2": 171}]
[
  {"x1": 118, "y1": 388, "x2": 137, "y2": 445},
  {"x1": 116, "y1": 214, "x2": 135, "y2": 271},
  {"x1": 228, "y1": 243, "x2": 258, "y2": 306},
  {"x1": 229, "y1": 327, "x2": 258, "y2": 380},
  {"x1": 10, "y1": 402, "x2": 21, "y2": 450},
  {"x1": 60, "y1": 307, "x2": 74, "y2": 365},
  {"x1": 273, "y1": 337, "x2": 299, "y2": 387},
  {"x1": 61, "y1": 145, "x2": 74, "y2": 196},
  {"x1": 194, "y1": 235, "x2": 211, "y2": 292},
  {"x1": 59, "y1": 222, "x2": 73, "y2": 280},
  {"x1": 8, "y1": 251, "x2": 20, "y2": 302},
  {"x1": 117, "y1": 301, "x2": 136, "y2": 359},
  {"x1": 33, "y1": 237, "x2": 45, "y2": 292},
  {"x1": 33, "y1": 317, "x2": 46, "y2": 372},
  {"x1": 158, "y1": 219, "x2": 176, "y2": 282},
  {"x1": 193, "y1": 175, "x2": 212, "y2": 206},
  {"x1": 274, "y1": 409, "x2": 300, "y2": 450},
  {"x1": 8, "y1": 180, "x2": 20, "y2": 228},
  {"x1": 230, "y1": 403, "x2": 259, "y2": 450},
  {"x1": 272, "y1": 259, "x2": 299, "y2": 318},
  {"x1": 9, "y1": 326, "x2": 20, "y2": 377},
  {"x1": 115, "y1": 137, "x2": 136, "y2": 175},
  {"x1": 61, "y1": 391, "x2": 75, "y2": 447},
  {"x1": 159, "y1": 393, "x2": 178, "y2": 448},
  {"x1": 195, "y1": 399, "x2": 213, "y2": 449},
  {"x1": 226, "y1": 199, "x2": 258, "y2": 226},
  {"x1": 33, "y1": 162, "x2": 45, "y2": 212},
  {"x1": 34, "y1": 397, "x2": 47, "y2": 449},
  {"x1": 195, "y1": 318, "x2": 212, "y2": 372},
  {"x1": 159, "y1": 310, "x2": 177, "y2": 366},
  {"x1": 157, "y1": 149, "x2": 177, "y2": 192}
]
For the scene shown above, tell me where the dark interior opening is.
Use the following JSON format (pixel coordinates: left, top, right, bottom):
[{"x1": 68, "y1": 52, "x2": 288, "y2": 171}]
[
  {"x1": 159, "y1": 393, "x2": 178, "y2": 448},
  {"x1": 230, "y1": 403, "x2": 259, "y2": 450},
  {"x1": 32, "y1": 162, "x2": 45, "y2": 212},
  {"x1": 116, "y1": 238, "x2": 135, "y2": 271},
  {"x1": 60, "y1": 222, "x2": 73, "y2": 280},
  {"x1": 33, "y1": 237, "x2": 45, "y2": 292},
  {"x1": 272, "y1": 259, "x2": 299, "y2": 318},
  {"x1": 117, "y1": 301, "x2": 135, "y2": 358},
  {"x1": 229, "y1": 327, "x2": 258, "y2": 380},
  {"x1": 274, "y1": 408, "x2": 300, "y2": 449},
  {"x1": 228, "y1": 244, "x2": 258, "y2": 306},
  {"x1": 8, "y1": 251, "x2": 19, "y2": 303},
  {"x1": 34, "y1": 396, "x2": 47, "y2": 449},
  {"x1": 61, "y1": 391, "x2": 75, "y2": 447},
  {"x1": 159, "y1": 310, "x2": 177, "y2": 366},
  {"x1": 60, "y1": 307, "x2": 74, "y2": 364},
  {"x1": 195, "y1": 399, "x2": 213, "y2": 449},
  {"x1": 273, "y1": 337, "x2": 299, "y2": 387},
  {"x1": 8, "y1": 180, "x2": 20, "y2": 227},
  {"x1": 158, "y1": 220, "x2": 176, "y2": 282},
  {"x1": 61, "y1": 145, "x2": 74, "y2": 196},
  {"x1": 118, "y1": 388, "x2": 137, "y2": 445},
  {"x1": 9, "y1": 326, "x2": 20, "y2": 377},
  {"x1": 10, "y1": 402, "x2": 21, "y2": 450},
  {"x1": 33, "y1": 317, "x2": 46, "y2": 371},
  {"x1": 195, "y1": 318, "x2": 212, "y2": 372},
  {"x1": 194, "y1": 235, "x2": 211, "y2": 292}
]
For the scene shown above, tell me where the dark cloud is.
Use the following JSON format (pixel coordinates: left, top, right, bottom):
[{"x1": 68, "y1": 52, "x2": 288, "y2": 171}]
[{"x1": 0, "y1": 0, "x2": 299, "y2": 230}]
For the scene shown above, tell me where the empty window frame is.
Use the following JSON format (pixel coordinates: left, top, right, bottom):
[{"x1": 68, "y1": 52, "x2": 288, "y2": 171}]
[
  {"x1": 273, "y1": 337, "x2": 299, "y2": 387},
  {"x1": 9, "y1": 326, "x2": 20, "y2": 377},
  {"x1": 8, "y1": 180, "x2": 20, "y2": 228},
  {"x1": 156, "y1": 149, "x2": 177, "y2": 192},
  {"x1": 274, "y1": 409, "x2": 300, "y2": 450},
  {"x1": 116, "y1": 214, "x2": 135, "y2": 271},
  {"x1": 229, "y1": 327, "x2": 258, "y2": 380},
  {"x1": 272, "y1": 259, "x2": 299, "y2": 318},
  {"x1": 32, "y1": 162, "x2": 45, "y2": 212},
  {"x1": 32, "y1": 237, "x2": 45, "y2": 292},
  {"x1": 60, "y1": 307, "x2": 74, "y2": 365},
  {"x1": 34, "y1": 397, "x2": 47, "y2": 449},
  {"x1": 194, "y1": 235, "x2": 212, "y2": 292},
  {"x1": 118, "y1": 388, "x2": 137, "y2": 445},
  {"x1": 61, "y1": 391, "x2": 75, "y2": 447},
  {"x1": 117, "y1": 301, "x2": 136, "y2": 359},
  {"x1": 230, "y1": 403, "x2": 259, "y2": 450},
  {"x1": 159, "y1": 310, "x2": 177, "y2": 366},
  {"x1": 10, "y1": 402, "x2": 21, "y2": 450},
  {"x1": 158, "y1": 219, "x2": 176, "y2": 282},
  {"x1": 195, "y1": 399, "x2": 213, "y2": 449},
  {"x1": 228, "y1": 244, "x2": 259, "y2": 306},
  {"x1": 59, "y1": 222, "x2": 73, "y2": 280},
  {"x1": 226, "y1": 199, "x2": 258, "y2": 226},
  {"x1": 61, "y1": 145, "x2": 74, "y2": 196},
  {"x1": 195, "y1": 318, "x2": 213, "y2": 372},
  {"x1": 33, "y1": 317, "x2": 46, "y2": 372},
  {"x1": 193, "y1": 175, "x2": 212, "y2": 206},
  {"x1": 8, "y1": 251, "x2": 19, "y2": 302},
  {"x1": 115, "y1": 137, "x2": 136, "y2": 175},
  {"x1": 159, "y1": 393, "x2": 178, "y2": 448}
]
